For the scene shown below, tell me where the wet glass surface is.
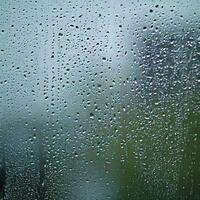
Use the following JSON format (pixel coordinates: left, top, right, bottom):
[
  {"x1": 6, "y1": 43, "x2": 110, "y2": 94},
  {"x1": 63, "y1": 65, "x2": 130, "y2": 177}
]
[{"x1": 0, "y1": 0, "x2": 200, "y2": 199}]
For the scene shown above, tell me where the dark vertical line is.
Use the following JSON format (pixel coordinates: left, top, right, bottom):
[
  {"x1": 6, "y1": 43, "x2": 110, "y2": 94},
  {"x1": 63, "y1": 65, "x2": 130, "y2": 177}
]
[
  {"x1": 37, "y1": 130, "x2": 46, "y2": 200},
  {"x1": 0, "y1": 145, "x2": 6, "y2": 200}
]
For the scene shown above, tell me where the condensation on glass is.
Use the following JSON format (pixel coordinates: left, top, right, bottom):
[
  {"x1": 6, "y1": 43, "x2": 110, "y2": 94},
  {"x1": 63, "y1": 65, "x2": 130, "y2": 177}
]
[{"x1": 0, "y1": 0, "x2": 200, "y2": 199}]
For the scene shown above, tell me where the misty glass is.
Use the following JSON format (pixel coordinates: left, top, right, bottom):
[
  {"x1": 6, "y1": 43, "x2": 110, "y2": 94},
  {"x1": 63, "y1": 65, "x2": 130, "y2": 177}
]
[{"x1": 0, "y1": 0, "x2": 200, "y2": 199}]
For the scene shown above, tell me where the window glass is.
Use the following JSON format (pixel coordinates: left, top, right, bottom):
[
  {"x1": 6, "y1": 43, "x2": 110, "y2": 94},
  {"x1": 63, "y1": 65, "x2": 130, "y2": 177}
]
[{"x1": 1, "y1": 0, "x2": 200, "y2": 199}]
